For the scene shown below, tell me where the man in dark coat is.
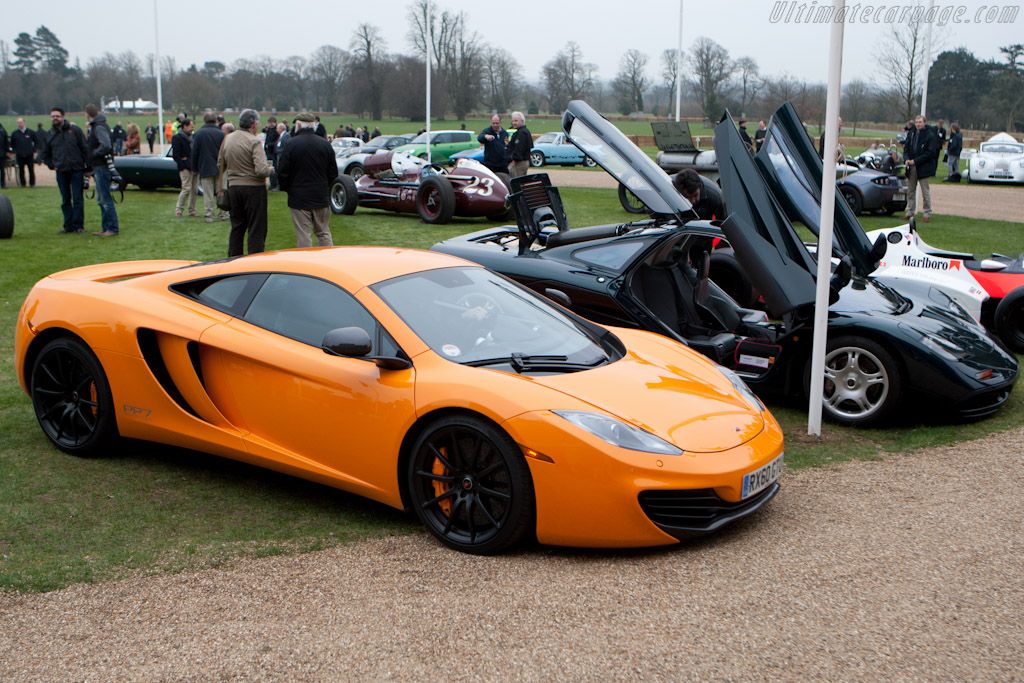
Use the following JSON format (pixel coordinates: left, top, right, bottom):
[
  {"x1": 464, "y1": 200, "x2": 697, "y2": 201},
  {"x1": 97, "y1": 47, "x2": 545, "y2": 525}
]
[
  {"x1": 945, "y1": 123, "x2": 963, "y2": 182},
  {"x1": 507, "y1": 111, "x2": 532, "y2": 178},
  {"x1": 41, "y1": 107, "x2": 89, "y2": 233},
  {"x1": 171, "y1": 118, "x2": 198, "y2": 217},
  {"x1": 11, "y1": 118, "x2": 37, "y2": 187},
  {"x1": 192, "y1": 110, "x2": 228, "y2": 223},
  {"x1": 277, "y1": 113, "x2": 338, "y2": 247},
  {"x1": 478, "y1": 114, "x2": 509, "y2": 175},
  {"x1": 903, "y1": 114, "x2": 939, "y2": 222},
  {"x1": 84, "y1": 103, "x2": 120, "y2": 236}
]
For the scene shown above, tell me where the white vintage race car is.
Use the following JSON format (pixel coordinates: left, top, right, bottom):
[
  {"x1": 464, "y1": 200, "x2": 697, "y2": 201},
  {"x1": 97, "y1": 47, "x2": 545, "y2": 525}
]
[{"x1": 966, "y1": 132, "x2": 1024, "y2": 183}]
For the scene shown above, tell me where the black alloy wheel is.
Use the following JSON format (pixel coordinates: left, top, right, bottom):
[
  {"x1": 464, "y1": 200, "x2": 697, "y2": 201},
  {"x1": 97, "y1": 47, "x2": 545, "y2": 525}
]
[
  {"x1": 30, "y1": 337, "x2": 119, "y2": 456},
  {"x1": 839, "y1": 185, "x2": 863, "y2": 215},
  {"x1": 408, "y1": 415, "x2": 534, "y2": 554},
  {"x1": 330, "y1": 174, "x2": 358, "y2": 215}
]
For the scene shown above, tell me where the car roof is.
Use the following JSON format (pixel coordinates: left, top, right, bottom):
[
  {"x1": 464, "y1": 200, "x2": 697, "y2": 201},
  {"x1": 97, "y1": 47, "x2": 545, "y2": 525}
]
[{"x1": 208, "y1": 247, "x2": 476, "y2": 290}]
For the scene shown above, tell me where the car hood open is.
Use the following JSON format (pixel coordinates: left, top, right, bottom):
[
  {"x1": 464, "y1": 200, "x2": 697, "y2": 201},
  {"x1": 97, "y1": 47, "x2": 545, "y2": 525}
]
[{"x1": 561, "y1": 100, "x2": 695, "y2": 220}]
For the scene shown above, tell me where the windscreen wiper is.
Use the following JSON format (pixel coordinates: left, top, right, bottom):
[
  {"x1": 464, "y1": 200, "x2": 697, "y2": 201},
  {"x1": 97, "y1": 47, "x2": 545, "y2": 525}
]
[{"x1": 464, "y1": 353, "x2": 606, "y2": 374}]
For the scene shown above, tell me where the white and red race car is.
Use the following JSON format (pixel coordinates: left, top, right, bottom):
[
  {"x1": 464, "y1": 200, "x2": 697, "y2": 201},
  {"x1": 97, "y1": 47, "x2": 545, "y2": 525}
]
[{"x1": 865, "y1": 219, "x2": 1024, "y2": 353}]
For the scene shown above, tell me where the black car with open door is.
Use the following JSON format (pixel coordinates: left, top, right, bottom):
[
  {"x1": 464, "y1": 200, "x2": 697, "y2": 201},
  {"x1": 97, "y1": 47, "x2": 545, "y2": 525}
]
[{"x1": 432, "y1": 101, "x2": 1017, "y2": 426}]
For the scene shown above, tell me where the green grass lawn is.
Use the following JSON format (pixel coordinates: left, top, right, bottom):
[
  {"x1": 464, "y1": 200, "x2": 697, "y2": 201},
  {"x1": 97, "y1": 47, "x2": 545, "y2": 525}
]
[{"x1": 0, "y1": 184, "x2": 1020, "y2": 593}]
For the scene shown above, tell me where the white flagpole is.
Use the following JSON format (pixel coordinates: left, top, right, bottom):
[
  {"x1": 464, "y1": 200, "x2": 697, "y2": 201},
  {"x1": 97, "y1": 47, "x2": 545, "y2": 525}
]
[
  {"x1": 808, "y1": 0, "x2": 846, "y2": 436},
  {"x1": 920, "y1": 0, "x2": 935, "y2": 116},
  {"x1": 675, "y1": 0, "x2": 683, "y2": 122},
  {"x1": 154, "y1": 0, "x2": 165, "y2": 156},
  {"x1": 425, "y1": 2, "x2": 432, "y2": 165}
]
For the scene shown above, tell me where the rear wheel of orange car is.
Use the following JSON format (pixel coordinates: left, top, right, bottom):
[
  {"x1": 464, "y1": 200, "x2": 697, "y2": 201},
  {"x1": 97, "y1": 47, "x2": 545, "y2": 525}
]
[
  {"x1": 408, "y1": 415, "x2": 535, "y2": 554},
  {"x1": 30, "y1": 337, "x2": 119, "y2": 457}
]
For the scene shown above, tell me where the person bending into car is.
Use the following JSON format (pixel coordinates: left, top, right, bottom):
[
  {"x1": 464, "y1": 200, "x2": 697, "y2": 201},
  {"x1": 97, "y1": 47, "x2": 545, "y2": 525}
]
[
  {"x1": 672, "y1": 169, "x2": 725, "y2": 221},
  {"x1": 277, "y1": 113, "x2": 338, "y2": 248}
]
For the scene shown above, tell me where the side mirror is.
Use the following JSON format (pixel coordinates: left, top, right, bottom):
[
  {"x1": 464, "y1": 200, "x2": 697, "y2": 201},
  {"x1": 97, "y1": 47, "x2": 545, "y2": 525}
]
[
  {"x1": 323, "y1": 327, "x2": 372, "y2": 357},
  {"x1": 322, "y1": 327, "x2": 412, "y2": 371},
  {"x1": 869, "y1": 233, "x2": 888, "y2": 264}
]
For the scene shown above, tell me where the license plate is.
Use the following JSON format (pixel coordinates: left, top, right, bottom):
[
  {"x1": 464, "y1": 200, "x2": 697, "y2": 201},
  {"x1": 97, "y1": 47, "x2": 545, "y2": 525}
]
[
  {"x1": 893, "y1": 193, "x2": 905, "y2": 200},
  {"x1": 742, "y1": 453, "x2": 784, "y2": 498}
]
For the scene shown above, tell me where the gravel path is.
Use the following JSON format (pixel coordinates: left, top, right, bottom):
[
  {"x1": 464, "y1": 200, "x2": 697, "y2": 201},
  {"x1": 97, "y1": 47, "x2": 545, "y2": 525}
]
[{"x1": 2, "y1": 426, "x2": 1022, "y2": 680}]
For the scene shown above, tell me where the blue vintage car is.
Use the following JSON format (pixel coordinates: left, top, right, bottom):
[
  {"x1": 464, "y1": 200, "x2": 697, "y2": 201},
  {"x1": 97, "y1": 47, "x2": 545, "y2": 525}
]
[{"x1": 530, "y1": 132, "x2": 597, "y2": 168}]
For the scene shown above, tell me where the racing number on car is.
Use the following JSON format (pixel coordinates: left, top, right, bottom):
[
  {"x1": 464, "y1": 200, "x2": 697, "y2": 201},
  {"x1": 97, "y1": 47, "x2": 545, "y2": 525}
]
[{"x1": 464, "y1": 177, "x2": 494, "y2": 196}]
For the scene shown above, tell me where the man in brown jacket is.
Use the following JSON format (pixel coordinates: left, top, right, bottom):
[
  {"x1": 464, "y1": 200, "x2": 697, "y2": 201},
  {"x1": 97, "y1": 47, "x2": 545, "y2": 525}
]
[{"x1": 218, "y1": 109, "x2": 274, "y2": 256}]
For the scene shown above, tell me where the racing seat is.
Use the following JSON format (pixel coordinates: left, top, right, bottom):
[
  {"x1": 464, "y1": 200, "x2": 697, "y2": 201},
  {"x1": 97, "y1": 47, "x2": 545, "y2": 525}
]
[{"x1": 509, "y1": 174, "x2": 569, "y2": 253}]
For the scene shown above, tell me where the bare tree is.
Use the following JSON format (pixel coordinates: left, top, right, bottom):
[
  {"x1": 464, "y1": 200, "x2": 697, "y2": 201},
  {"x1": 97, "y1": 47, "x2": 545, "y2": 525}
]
[
  {"x1": 613, "y1": 49, "x2": 649, "y2": 115},
  {"x1": 308, "y1": 45, "x2": 349, "y2": 111},
  {"x1": 407, "y1": 1, "x2": 483, "y2": 119},
  {"x1": 661, "y1": 48, "x2": 682, "y2": 110},
  {"x1": 351, "y1": 24, "x2": 387, "y2": 119},
  {"x1": 542, "y1": 41, "x2": 596, "y2": 113},
  {"x1": 842, "y1": 79, "x2": 871, "y2": 135},
  {"x1": 875, "y1": 13, "x2": 927, "y2": 122},
  {"x1": 482, "y1": 47, "x2": 521, "y2": 113},
  {"x1": 734, "y1": 56, "x2": 760, "y2": 116},
  {"x1": 116, "y1": 51, "x2": 144, "y2": 105},
  {"x1": 688, "y1": 36, "x2": 734, "y2": 121}
]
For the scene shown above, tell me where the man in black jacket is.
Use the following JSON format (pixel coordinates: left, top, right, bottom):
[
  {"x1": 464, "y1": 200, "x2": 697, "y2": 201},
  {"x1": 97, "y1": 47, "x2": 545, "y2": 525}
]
[
  {"x1": 903, "y1": 114, "x2": 939, "y2": 222},
  {"x1": 11, "y1": 118, "x2": 37, "y2": 187},
  {"x1": 478, "y1": 114, "x2": 509, "y2": 175},
  {"x1": 277, "y1": 113, "x2": 338, "y2": 247},
  {"x1": 171, "y1": 118, "x2": 198, "y2": 217},
  {"x1": 41, "y1": 107, "x2": 89, "y2": 234},
  {"x1": 192, "y1": 110, "x2": 228, "y2": 223},
  {"x1": 507, "y1": 111, "x2": 532, "y2": 178},
  {"x1": 85, "y1": 103, "x2": 120, "y2": 236}
]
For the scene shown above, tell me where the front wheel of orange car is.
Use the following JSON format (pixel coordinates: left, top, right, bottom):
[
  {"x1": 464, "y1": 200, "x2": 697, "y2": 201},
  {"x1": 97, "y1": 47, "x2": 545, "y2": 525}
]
[
  {"x1": 409, "y1": 415, "x2": 535, "y2": 554},
  {"x1": 30, "y1": 337, "x2": 119, "y2": 457}
]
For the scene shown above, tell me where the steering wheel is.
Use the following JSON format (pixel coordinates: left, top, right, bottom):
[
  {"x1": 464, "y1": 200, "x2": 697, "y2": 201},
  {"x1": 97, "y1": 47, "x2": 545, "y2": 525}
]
[{"x1": 456, "y1": 292, "x2": 503, "y2": 316}]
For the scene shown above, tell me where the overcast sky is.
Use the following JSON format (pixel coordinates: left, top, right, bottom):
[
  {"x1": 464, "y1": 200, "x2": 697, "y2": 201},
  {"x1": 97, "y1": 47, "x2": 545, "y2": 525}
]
[{"x1": 10, "y1": 1, "x2": 1023, "y2": 87}]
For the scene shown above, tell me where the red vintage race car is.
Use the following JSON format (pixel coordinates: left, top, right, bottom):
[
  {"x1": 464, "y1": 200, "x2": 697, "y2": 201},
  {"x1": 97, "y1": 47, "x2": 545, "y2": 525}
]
[{"x1": 330, "y1": 150, "x2": 512, "y2": 224}]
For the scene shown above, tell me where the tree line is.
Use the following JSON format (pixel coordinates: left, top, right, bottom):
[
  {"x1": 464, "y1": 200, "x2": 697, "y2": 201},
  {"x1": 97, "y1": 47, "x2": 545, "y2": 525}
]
[{"x1": 1, "y1": 2, "x2": 1020, "y2": 133}]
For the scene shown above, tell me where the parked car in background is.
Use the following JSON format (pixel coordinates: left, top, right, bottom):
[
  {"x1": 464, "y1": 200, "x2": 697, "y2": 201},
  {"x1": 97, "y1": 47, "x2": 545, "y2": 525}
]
[
  {"x1": 530, "y1": 132, "x2": 597, "y2": 168},
  {"x1": 330, "y1": 137, "x2": 364, "y2": 153},
  {"x1": 336, "y1": 134, "x2": 415, "y2": 160},
  {"x1": 447, "y1": 146, "x2": 484, "y2": 165},
  {"x1": 967, "y1": 132, "x2": 1024, "y2": 183},
  {"x1": 392, "y1": 130, "x2": 478, "y2": 164},
  {"x1": 113, "y1": 148, "x2": 186, "y2": 191}
]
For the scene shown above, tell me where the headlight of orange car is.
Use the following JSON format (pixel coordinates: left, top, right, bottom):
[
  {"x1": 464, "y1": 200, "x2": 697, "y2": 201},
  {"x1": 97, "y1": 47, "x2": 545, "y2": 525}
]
[
  {"x1": 719, "y1": 367, "x2": 766, "y2": 412},
  {"x1": 552, "y1": 410, "x2": 683, "y2": 455}
]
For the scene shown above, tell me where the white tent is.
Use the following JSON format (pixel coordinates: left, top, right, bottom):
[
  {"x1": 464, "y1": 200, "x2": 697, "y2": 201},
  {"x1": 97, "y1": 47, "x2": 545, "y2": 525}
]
[{"x1": 105, "y1": 99, "x2": 160, "y2": 113}]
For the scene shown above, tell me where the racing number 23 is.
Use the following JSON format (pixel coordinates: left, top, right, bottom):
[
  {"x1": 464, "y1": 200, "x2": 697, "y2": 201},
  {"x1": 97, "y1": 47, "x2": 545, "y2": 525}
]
[{"x1": 464, "y1": 177, "x2": 494, "y2": 196}]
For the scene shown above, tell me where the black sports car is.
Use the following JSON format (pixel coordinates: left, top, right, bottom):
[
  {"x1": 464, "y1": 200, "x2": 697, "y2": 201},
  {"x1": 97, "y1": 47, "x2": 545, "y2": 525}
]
[{"x1": 432, "y1": 100, "x2": 1017, "y2": 426}]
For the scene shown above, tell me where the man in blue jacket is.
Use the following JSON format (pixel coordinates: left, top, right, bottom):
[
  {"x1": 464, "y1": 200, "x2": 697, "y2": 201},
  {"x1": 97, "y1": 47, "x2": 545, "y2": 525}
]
[
  {"x1": 903, "y1": 114, "x2": 939, "y2": 222},
  {"x1": 192, "y1": 110, "x2": 228, "y2": 223},
  {"x1": 478, "y1": 114, "x2": 509, "y2": 176}
]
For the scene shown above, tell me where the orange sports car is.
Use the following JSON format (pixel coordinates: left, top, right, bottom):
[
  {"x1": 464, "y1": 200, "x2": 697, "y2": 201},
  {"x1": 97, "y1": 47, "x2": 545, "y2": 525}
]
[{"x1": 15, "y1": 248, "x2": 785, "y2": 554}]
